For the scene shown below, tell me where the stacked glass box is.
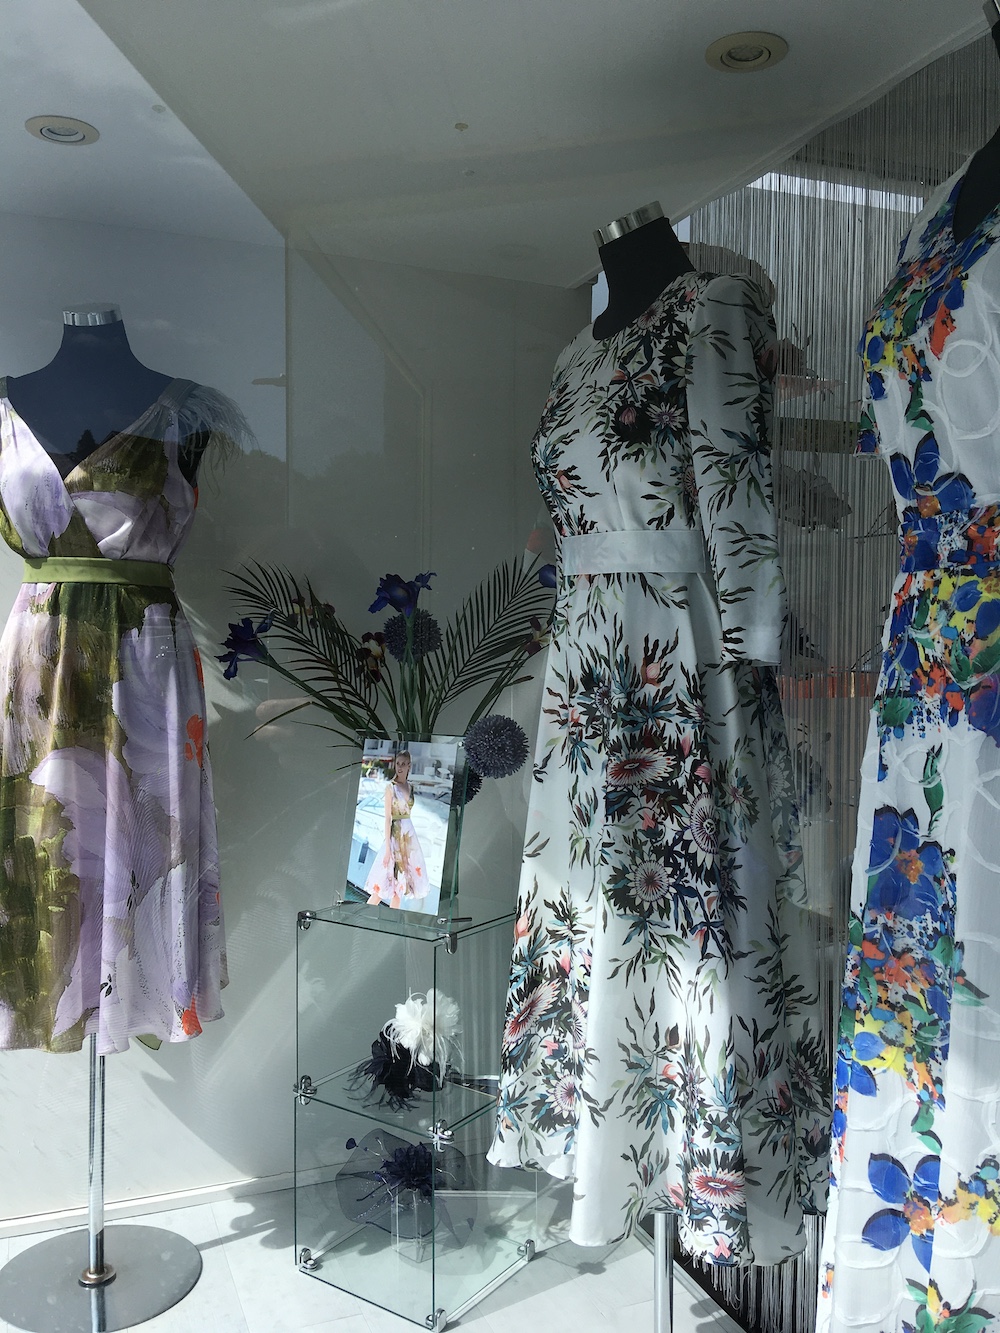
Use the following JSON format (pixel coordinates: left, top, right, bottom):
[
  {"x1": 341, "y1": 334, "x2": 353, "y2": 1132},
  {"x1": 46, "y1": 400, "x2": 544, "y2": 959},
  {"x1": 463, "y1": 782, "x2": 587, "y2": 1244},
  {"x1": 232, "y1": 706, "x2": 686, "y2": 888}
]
[{"x1": 294, "y1": 896, "x2": 562, "y2": 1331}]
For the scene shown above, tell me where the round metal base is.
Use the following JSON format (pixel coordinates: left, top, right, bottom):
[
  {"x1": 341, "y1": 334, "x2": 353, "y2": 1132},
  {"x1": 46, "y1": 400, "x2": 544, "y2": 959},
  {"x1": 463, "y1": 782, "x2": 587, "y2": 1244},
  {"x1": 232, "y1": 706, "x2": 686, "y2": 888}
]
[{"x1": 0, "y1": 1225, "x2": 202, "y2": 1333}]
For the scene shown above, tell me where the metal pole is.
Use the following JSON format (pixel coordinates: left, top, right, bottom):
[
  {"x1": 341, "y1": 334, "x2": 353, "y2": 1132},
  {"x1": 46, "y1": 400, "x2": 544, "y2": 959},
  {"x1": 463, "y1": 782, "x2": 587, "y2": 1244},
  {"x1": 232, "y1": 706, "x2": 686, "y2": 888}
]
[
  {"x1": 80, "y1": 1034, "x2": 115, "y2": 1288},
  {"x1": 653, "y1": 1209, "x2": 674, "y2": 1333}
]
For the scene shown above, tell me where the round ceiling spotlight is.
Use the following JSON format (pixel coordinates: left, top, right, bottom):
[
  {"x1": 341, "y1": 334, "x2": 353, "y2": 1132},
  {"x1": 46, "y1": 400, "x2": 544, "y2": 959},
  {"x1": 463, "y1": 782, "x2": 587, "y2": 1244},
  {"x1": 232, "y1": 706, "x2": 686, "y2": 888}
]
[
  {"x1": 705, "y1": 31, "x2": 789, "y2": 73},
  {"x1": 25, "y1": 115, "x2": 100, "y2": 146}
]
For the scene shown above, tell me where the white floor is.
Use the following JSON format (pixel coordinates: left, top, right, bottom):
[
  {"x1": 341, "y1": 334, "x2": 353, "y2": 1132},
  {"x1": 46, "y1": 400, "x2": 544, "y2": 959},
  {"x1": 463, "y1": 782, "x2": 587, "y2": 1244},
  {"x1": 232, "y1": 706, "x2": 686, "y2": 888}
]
[{"x1": 0, "y1": 1190, "x2": 742, "y2": 1333}]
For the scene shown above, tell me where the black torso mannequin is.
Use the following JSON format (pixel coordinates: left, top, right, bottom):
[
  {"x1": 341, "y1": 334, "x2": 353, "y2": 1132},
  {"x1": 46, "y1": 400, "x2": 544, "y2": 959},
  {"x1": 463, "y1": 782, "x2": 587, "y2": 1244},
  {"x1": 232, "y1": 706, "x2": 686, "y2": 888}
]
[
  {"x1": 951, "y1": 21, "x2": 1000, "y2": 244},
  {"x1": 592, "y1": 206, "x2": 695, "y2": 341},
  {"x1": 5, "y1": 307, "x2": 209, "y2": 484}
]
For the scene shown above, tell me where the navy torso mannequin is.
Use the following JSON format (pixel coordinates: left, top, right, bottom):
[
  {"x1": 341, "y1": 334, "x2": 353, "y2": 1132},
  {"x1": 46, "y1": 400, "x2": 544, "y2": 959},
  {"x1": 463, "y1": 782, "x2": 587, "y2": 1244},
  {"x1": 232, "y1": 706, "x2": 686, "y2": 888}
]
[
  {"x1": 952, "y1": 19, "x2": 1000, "y2": 243},
  {"x1": 5, "y1": 306, "x2": 209, "y2": 483},
  {"x1": 592, "y1": 203, "x2": 695, "y2": 341}
]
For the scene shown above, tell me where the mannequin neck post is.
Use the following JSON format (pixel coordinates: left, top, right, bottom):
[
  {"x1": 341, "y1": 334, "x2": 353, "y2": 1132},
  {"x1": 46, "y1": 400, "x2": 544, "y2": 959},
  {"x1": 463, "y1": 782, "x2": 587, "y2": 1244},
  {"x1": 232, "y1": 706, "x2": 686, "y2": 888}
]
[{"x1": 592, "y1": 216, "x2": 695, "y2": 340}]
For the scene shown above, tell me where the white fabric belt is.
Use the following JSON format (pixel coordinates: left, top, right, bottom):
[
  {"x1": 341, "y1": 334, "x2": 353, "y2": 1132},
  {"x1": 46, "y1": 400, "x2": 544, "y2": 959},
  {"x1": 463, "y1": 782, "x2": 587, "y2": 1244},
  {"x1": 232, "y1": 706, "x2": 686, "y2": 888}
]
[{"x1": 561, "y1": 529, "x2": 707, "y2": 575}]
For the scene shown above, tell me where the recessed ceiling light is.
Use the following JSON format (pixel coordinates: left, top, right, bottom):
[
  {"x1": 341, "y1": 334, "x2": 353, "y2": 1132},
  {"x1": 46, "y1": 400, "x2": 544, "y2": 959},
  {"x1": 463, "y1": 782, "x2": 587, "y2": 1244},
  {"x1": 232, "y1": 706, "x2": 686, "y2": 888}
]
[
  {"x1": 705, "y1": 31, "x2": 789, "y2": 73},
  {"x1": 25, "y1": 115, "x2": 100, "y2": 145}
]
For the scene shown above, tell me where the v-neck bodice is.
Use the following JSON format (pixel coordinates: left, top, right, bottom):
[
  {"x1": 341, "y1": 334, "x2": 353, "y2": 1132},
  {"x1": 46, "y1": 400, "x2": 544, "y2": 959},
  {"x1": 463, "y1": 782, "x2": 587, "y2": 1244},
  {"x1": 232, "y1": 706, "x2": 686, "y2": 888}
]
[
  {"x1": 0, "y1": 373, "x2": 252, "y2": 1053},
  {"x1": 0, "y1": 378, "x2": 199, "y2": 566}
]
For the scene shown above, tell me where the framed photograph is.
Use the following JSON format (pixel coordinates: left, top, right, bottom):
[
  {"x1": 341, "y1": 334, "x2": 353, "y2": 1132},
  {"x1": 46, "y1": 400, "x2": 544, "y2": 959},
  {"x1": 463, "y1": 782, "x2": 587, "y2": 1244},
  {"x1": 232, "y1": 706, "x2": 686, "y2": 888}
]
[{"x1": 345, "y1": 736, "x2": 466, "y2": 916}]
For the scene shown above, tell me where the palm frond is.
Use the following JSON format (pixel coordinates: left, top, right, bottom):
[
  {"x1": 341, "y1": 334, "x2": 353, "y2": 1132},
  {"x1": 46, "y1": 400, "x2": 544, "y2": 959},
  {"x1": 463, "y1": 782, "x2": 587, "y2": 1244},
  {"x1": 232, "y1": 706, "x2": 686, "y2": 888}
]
[
  {"x1": 223, "y1": 555, "x2": 553, "y2": 742},
  {"x1": 421, "y1": 557, "x2": 554, "y2": 721}
]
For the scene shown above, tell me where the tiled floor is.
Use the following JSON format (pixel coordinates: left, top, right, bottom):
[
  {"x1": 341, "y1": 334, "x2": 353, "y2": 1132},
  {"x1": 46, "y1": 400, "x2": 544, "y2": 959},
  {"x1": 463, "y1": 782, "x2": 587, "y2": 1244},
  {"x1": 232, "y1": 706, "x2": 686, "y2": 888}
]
[{"x1": 0, "y1": 1190, "x2": 741, "y2": 1333}]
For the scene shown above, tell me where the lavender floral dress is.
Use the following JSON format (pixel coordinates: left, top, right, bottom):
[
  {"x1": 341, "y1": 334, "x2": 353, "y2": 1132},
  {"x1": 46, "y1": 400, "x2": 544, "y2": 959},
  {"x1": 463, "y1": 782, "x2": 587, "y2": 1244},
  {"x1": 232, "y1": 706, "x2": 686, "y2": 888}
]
[
  {"x1": 0, "y1": 378, "x2": 239, "y2": 1055},
  {"x1": 487, "y1": 274, "x2": 829, "y2": 1261}
]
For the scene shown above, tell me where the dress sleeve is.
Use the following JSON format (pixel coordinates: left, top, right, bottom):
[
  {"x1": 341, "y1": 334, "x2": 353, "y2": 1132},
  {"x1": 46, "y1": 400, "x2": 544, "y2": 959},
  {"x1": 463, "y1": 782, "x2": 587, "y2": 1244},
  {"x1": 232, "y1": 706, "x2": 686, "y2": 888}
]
[{"x1": 686, "y1": 274, "x2": 786, "y2": 666}]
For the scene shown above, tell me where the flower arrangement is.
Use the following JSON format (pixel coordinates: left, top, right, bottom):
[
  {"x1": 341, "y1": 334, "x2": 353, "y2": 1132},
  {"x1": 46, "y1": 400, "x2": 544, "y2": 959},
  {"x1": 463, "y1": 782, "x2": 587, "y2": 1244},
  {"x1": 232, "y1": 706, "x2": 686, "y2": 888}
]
[{"x1": 219, "y1": 557, "x2": 555, "y2": 787}]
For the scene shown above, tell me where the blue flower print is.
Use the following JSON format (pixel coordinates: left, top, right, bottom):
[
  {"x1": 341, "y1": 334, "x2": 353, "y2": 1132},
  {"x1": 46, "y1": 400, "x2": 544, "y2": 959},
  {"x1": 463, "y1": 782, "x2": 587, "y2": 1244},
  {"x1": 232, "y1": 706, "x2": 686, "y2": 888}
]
[
  {"x1": 968, "y1": 674, "x2": 1000, "y2": 745},
  {"x1": 866, "y1": 807, "x2": 944, "y2": 920},
  {"x1": 889, "y1": 433, "x2": 975, "y2": 521},
  {"x1": 861, "y1": 1151, "x2": 940, "y2": 1273}
]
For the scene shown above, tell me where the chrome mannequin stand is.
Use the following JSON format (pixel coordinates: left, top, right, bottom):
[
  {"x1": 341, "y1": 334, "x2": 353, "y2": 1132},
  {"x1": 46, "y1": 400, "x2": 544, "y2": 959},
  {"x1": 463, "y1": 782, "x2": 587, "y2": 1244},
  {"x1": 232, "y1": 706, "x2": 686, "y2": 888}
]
[
  {"x1": 652, "y1": 1210, "x2": 676, "y2": 1333},
  {"x1": 0, "y1": 1035, "x2": 203, "y2": 1333}
]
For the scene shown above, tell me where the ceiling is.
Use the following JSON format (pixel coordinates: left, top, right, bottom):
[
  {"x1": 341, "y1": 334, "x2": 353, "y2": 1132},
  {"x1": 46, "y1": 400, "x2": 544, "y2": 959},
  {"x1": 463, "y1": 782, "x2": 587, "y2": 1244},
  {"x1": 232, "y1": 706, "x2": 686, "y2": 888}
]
[
  {"x1": 21, "y1": 2, "x2": 995, "y2": 283},
  {"x1": 0, "y1": 0, "x2": 278, "y2": 247}
]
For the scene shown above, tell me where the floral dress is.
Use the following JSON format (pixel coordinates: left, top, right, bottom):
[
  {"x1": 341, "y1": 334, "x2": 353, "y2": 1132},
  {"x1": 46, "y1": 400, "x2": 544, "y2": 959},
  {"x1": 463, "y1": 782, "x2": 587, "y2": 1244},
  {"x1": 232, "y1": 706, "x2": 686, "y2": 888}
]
[
  {"x1": 487, "y1": 273, "x2": 829, "y2": 1261},
  {"x1": 0, "y1": 378, "x2": 240, "y2": 1056},
  {"x1": 818, "y1": 166, "x2": 1000, "y2": 1332},
  {"x1": 363, "y1": 782, "x2": 430, "y2": 908}
]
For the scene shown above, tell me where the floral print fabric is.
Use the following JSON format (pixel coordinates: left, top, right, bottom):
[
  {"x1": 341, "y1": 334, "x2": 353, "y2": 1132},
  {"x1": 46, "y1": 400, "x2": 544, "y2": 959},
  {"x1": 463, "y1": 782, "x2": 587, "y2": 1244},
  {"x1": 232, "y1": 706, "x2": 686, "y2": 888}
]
[
  {"x1": 487, "y1": 273, "x2": 829, "y2": 1261},
  {"x1": 819, "y1": 166, "x2": 1000, "y2": 1331},
  {"x1": 0, "y1": 379, "x2": 228, "y2": 1055}
]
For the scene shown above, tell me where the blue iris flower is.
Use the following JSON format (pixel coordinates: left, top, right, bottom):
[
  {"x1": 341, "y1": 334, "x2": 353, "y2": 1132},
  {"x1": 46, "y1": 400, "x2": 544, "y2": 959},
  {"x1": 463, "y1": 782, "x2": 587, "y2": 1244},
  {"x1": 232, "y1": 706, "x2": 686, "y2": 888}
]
[
  {"x1": 217, "y1": 614, "x2": 274, "y2": 679},
  {"x1": 369, "y1": 571, "x2": 435, "y2": 617}
]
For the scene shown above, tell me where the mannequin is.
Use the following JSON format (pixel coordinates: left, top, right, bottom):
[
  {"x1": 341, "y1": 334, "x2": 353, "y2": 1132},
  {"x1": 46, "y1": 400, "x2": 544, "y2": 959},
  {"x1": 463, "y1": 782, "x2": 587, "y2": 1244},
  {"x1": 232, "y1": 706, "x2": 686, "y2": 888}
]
[
  {"x1": 951, "y1": 9, "x2": 1000, "y2": 243},
  {"x1": 5, "y1": 305, "x2": 208, "y2": 482},
  {"x1": 592, "y1": 202, "x2": 695, "y2": 340}
]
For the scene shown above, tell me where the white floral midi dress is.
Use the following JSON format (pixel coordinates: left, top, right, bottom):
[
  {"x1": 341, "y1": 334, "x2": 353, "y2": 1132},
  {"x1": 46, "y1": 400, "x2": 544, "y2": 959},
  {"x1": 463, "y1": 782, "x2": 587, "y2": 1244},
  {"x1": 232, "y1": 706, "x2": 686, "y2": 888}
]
[
  {"x1": 0, "y1": 378, "x2": 237, "y2": 1055},
  {"x1": 487, "y1": 273, "x2": 829, "y2": 1262},
  {"x1": 818, "y1": 164, "x2": 1000, "y2": 1332}
]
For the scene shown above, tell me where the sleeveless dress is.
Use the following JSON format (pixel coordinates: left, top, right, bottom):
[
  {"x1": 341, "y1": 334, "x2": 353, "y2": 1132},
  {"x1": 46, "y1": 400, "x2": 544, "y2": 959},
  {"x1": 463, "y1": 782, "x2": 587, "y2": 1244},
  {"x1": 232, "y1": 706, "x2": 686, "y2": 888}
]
[
  {"x1": 487, "y1": 273, "x2": 829, "y2": 1261},
  {"x1": 363, "y1": 782, "x2": 430, "y2": 908},
  {"x1": 818, "y1": 167, "x2": 1000, "y2": 1330},
  {"x1": 0, "y1": 377, "x2": 241, "y2": 1056}
]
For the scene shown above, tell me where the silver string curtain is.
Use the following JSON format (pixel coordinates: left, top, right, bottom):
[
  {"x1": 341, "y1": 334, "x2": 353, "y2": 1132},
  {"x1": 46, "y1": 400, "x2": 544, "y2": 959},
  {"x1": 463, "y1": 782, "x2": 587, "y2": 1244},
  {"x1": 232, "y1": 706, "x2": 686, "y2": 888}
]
[{"x1": 683, "y1": 32, "x2": 1000, "y2": 1333}]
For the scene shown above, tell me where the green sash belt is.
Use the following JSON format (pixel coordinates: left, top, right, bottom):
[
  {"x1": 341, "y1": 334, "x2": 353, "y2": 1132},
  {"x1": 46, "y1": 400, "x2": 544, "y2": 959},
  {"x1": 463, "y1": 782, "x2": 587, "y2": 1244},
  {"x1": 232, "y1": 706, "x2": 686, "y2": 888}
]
[{"x1": 23, "y1": 557, "x2": 174, "y2": 589}]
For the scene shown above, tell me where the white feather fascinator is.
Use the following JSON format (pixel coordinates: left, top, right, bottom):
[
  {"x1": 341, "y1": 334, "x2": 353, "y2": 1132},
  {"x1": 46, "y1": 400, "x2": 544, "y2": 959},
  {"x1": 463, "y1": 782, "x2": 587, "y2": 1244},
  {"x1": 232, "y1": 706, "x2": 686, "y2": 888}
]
[{"x1": 385, "y1": 990, "x2": 461, "y2": 1071}]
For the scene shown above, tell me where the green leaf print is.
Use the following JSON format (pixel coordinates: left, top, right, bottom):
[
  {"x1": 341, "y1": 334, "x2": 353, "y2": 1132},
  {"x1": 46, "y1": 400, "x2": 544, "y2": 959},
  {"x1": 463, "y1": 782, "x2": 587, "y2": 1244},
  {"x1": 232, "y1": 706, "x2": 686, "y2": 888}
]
[
  {"x1": 880, "y1": 694, "x2": 917, "y2": 729},
  {"x1": 922, "y1": 746, "x2": 944, "y2": 833}
]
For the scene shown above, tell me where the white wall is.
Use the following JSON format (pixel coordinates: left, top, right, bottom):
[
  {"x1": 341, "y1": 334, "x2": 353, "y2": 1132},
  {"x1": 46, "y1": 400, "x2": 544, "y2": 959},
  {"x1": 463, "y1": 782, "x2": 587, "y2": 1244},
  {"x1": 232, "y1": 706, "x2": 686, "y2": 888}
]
[{"x1": 0, "y1": 208, "x2": 589, "y2": 1229}]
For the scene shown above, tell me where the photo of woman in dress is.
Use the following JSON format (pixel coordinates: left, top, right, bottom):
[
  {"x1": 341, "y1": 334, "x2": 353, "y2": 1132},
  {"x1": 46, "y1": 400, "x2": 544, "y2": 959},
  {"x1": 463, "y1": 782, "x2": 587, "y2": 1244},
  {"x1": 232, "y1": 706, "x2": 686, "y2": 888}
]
[{"x1": 363, "y1": 750, "x2": 431, "y2": 909}]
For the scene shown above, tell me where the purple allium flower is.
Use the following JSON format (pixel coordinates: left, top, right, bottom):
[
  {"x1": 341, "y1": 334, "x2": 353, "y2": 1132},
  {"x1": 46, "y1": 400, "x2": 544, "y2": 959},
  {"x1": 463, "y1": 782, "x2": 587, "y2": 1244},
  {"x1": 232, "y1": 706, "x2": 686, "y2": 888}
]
[
  {"x1": 217, "y1": 614, "x2": 274, "y2": 679},
  {"x1": 462, "y1": 769, "x2": 483, "y2": 803},
  {"x1": 464, "y1": 715, "x2": 529, "y2": 779},
  {"x1": 369, "y1": 572, "x2": 436, "y2": 617},
  {"x1": 383, "y1": 608, "x2": 443, "y2": 662}
]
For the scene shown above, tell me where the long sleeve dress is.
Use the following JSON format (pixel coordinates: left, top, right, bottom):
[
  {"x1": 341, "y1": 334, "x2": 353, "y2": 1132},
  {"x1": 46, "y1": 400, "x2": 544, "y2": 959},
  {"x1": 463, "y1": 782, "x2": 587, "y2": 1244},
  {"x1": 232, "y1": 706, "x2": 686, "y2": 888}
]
[{"x1": 487, "y1": 272, "x2": 829, "y2": 1262}]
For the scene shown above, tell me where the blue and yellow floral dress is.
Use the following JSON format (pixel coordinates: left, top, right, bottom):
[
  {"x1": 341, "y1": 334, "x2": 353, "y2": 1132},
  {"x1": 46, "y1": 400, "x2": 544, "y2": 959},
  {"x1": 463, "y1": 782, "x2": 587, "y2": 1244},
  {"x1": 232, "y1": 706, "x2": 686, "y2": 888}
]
[{"x1": 819, "y1": 166, "x2": 1000, "y2": 1331}]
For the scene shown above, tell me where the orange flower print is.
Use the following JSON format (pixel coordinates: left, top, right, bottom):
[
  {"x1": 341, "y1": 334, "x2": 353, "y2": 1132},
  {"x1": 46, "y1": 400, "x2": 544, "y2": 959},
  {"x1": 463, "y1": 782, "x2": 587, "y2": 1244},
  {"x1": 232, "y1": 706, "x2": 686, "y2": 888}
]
[
  {"x1": 181, "y1": 997, "x2": 202, "y2": 1036},
  {"x1": 185, "y1": 715, "x2": 205, "y2": 767},
  {"x1": 929, "y1": 303, "x2": 956, "y2": 360},
  {"x1": 193, "y1": 646, "x2": 205, "y2": 686},
  {"x1": 897, "y1": 849, "x2": 924, "y2": 885}
]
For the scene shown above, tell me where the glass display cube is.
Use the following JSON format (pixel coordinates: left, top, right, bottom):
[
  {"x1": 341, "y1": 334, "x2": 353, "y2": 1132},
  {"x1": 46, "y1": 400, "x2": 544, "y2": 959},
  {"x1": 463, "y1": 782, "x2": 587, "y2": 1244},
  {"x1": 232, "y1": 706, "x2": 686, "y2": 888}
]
[{"x1": 294, "y1": 896, "x2": 566, "y2": 1330}]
